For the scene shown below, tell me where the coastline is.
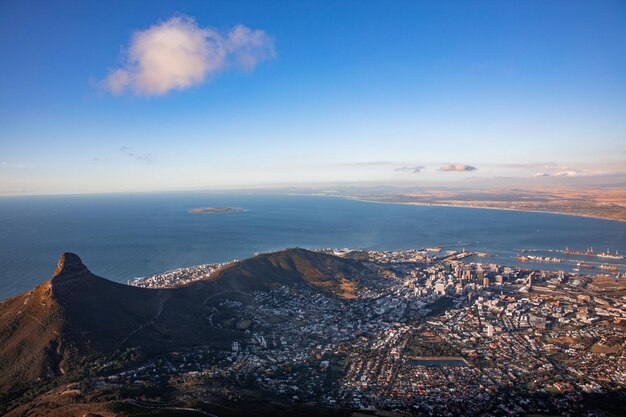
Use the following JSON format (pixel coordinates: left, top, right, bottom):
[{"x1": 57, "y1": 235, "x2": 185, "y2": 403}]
[{"x1": 331, "y1": 195, "x2": 626, "y2": 223}]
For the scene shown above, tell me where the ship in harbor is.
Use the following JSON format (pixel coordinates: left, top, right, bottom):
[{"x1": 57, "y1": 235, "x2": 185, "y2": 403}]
[
  {"x1": 564, "y1": 246, "x2": 596, "y2": 256},
  {"x1": 598, "y1": 248, "x2": 624, "y2": 259},
  {"x1": 563, "y1": 246, "x2": 624, "y2": 259},
  {"x1": 516, "y1": 255, "x2": 562, "y2": 263},
  {"x1": 599, "y1": 264, "x2": 619, "y2": 271}
]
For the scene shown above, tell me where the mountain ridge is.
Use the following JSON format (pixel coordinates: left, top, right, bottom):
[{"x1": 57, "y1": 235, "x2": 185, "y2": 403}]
[{"x1": 0, "y1": 248, "x2": 368, "y2": 406}]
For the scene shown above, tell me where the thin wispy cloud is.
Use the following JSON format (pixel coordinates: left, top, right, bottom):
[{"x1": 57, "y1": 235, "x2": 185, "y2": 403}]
[
  {"x1": 396, "y1": 165, "x2": 425, "y2": 173},
  {"x1": 349, "y1": 161, "x2": 396, "y2": 166},
  {"x1": 439, "y1": 163, "x2": 477, "y2": 172},
  {"x1": 102, "y1": 16, "x2": 275, "y2": 96},
  {"x1": 499, "y1": 162, "x2": 561, "y2": 169},
  {"x1": 0, "y1": 162, "x2": 29, "y2": 169},
  {"x1": 534, "y1": 167, "x2": 608, "y2": 178},
  {"x1": 120, "y1": 146, "x2": 155, "y2": 164},
  {"x1": 506, "y1": 162, "x2": 604, "y2": 178},
  {"x1": 553, "y1": 170, "x2": 587, "y2": 177},
  {"x1": 541, "y1": 163, "x2": 570, "y2": 171}
]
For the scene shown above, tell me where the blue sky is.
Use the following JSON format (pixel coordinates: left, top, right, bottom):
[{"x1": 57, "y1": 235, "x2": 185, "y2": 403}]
[{"x1": 1, "y1": 0, "x2": 625, "y2": 195}]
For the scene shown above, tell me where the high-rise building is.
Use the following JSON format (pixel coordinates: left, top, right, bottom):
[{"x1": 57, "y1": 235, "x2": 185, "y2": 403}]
[{"x1": 487, "y1": 324, "x2": 494, "y2": 337}]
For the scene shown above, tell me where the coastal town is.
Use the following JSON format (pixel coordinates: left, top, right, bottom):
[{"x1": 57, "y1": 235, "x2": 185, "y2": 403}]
[{"x1": 111, "y1": 246, "x2": 626, "y2": 415}]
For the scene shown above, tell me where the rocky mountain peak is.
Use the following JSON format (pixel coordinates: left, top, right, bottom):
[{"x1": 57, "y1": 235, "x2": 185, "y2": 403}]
[{"x1": 51, "y1": 252, "x2": 91, "y2": 284}]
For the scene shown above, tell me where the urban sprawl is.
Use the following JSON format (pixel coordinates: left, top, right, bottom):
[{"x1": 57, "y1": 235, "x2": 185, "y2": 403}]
[{"x1": 120, "y1": 247, "x2": 626, "y2": 416}]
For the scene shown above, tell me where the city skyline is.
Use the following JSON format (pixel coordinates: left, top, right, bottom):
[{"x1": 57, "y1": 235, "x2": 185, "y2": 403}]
[{"x1": 1, "y1": 0, "x2": 626, "y2": 195}]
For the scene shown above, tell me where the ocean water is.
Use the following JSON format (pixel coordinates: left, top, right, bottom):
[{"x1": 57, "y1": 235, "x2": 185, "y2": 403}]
[{"x1": 0, "y1": 192, "x2": 625, "y2": 300}]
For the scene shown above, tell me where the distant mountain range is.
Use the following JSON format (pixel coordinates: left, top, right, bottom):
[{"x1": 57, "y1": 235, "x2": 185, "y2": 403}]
[{"x1": 0, "y1": 248, "x2": 366, "y2": 414}]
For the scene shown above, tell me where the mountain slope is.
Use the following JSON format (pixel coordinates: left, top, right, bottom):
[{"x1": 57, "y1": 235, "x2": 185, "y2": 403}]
[
  {"x1": 0, "y1": 248, "x2": 368, "y2": 400},
  {"x1": 200, "y1": 247, "x2": 366, "y2": 298},
  {"x1": 0, "y1": 253, "x2": 221, "y2": 397}
]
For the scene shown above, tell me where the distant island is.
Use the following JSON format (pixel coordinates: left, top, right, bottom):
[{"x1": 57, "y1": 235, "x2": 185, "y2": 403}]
[{"x1": 190, "y1": 207, "x2": 242, "y2": 214}]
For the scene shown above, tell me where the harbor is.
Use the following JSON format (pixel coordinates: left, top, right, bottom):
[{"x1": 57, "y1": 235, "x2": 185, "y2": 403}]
[{"x1": 514, "y1": 246, "x2": 626, "y2": 276}]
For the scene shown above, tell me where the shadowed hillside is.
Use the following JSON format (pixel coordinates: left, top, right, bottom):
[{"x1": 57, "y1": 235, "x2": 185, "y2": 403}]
[
  {"x1": 0, "y1": 248, "x2": 368, "y2": 406},
  {"x1": 0, "y1": 253, "x2": 223, "y2": 399}
]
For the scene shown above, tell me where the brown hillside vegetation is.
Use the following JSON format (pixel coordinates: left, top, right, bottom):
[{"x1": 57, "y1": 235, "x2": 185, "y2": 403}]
[{"x1": 201, "y1": 247, "x2": 366, "y2": 298}]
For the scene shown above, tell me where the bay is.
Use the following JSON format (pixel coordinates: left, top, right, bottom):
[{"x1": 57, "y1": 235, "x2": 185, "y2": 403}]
[{"x1": 0, "y1": 192, "x2": 625, "y2": 300}]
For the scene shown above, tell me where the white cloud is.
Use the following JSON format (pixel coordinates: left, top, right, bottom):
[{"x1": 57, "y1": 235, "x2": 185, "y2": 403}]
[
  {"x1": 227, "y1": 24, "x2": 276, "y2": 71},
  {"x1": 102, "y1": 16, "x2": 275, "y2": 96},
  {"x1": 439, "y1": 163, "x2": 477, "y2": 172}
]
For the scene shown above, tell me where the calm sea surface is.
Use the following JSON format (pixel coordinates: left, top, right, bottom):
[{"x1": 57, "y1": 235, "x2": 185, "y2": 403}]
[{"x1": 1, "y1": 192, "x2": 625, "y2": 299}]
